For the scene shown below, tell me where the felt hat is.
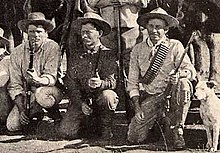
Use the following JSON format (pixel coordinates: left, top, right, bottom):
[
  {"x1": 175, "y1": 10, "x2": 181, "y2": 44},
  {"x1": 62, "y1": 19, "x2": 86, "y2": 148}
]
[
  {"x1": 0, "y1": 27, "x2": 9, "y2": 45},
  {"x1": 137, "y1": 7, "x2": 179, "y2": 28},
  {"x1": 72, "y1": 12, "x2": 111, "y2": 36},
  {"x1": 18, "y1": 12, "x2": 54, "y2": 33}
]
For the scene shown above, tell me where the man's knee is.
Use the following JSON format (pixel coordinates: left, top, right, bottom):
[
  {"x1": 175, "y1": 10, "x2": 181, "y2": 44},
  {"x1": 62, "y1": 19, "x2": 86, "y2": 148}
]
[
  {"x1": 6, "y1": 106, "x2": 21, "y2": 132},
  {"x1": 127, "y1": 117, "x2": 152, "y2": 144},
  {"x1": 97, "y1": 90, "x2": 119, "y2": 110},
  {"x1": 35, "y1": 86, "x2": 63, "y2": 108}
]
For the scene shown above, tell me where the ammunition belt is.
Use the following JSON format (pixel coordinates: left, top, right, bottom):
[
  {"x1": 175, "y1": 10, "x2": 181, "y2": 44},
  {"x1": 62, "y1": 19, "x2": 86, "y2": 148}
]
[{"x1": 141, "y1": 43, "x2": 169, "y2": 85}]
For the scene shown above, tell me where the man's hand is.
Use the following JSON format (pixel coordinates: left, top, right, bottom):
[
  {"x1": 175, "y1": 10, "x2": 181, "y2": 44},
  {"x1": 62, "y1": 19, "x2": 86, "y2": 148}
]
[
  {"x1": 14, "y1": 94, "x2": 29, "y2": 125},
  {"x1": 19, "y1": 111, "x2": 30, "y2": 125},
  {"x1": 179, "y1": 69, "x2": 192, "y2": 80},
  {"x1": 82, "y1": 102, "x2": 93, "y2": 115},
  {"x1": 27, "y1": 68, "x2": 40, "y2": 83},
  {"x1": 131, "y1": 96, "x2": 145, "y2": 124},
  {"x1": 88, "y1": 72, "x2": 102, "y2": 88},
  {"x1": 135, "y1": 110, "x2": 145, "y2": 124}
]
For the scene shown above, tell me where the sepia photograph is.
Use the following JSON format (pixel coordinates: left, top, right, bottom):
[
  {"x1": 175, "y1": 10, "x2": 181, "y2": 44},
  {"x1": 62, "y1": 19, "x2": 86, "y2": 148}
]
[{"x1": 0, "y1": 0, "x2": 220, "y2": 152}]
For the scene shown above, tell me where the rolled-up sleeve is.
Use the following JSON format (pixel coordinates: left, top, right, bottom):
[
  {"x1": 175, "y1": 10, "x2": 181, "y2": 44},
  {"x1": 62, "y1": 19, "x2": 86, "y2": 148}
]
[
  {"x1": 127, "y1": 46, "x2": 140, "y2": 98},
  {"x1": 100, "y1": 73, "x2": 117, "y2": 90}
]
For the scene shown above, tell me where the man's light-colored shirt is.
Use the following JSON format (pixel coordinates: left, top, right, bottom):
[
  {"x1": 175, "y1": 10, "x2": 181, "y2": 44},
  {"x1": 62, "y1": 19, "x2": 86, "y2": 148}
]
[
  {"x1": 127, "y1": 37, "x2": 196, "y2": 98},
  {"x1": 8, "y1": 39, "x2": 61, "y2": 100}
]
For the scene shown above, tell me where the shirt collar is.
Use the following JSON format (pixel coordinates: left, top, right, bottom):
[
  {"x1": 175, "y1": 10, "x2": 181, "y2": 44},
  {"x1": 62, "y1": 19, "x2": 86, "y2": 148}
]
[
  {"x1": 87, "y1": 42, "x2": 101, "y2": 54},
  {"x1": 85, "y1": 42, "x2": 110, "y2": 54},
  {"x1": 81, "y1": 43, "x2": 110, "y2": 58},
  {"x1": 26, "y1": 41, "x2": 44, "y2": 53},
  {"x1": 146, "y1": 36, "x2": 168, "y2": 47}
]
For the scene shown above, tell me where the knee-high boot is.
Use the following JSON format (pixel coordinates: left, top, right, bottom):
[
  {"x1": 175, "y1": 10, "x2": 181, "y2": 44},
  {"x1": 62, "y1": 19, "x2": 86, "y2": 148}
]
[{"x1": 99, "y1": 109, "x2": 114, "y2": 140}]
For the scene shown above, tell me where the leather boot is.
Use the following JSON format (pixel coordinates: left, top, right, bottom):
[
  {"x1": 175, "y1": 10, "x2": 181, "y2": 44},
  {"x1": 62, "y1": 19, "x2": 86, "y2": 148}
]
[{"x1": 99, "y1": 109, "x2": 114, "y2": 140}]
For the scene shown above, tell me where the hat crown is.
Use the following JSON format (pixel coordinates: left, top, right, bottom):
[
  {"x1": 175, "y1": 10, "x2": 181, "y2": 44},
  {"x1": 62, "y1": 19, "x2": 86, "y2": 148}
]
[
  {"x1": 18, "y1": 12, "x2": 54, "y2": 33},
  {"x1": 150, "y1": 7, "x2": 169, "y2": 15},
  {"x1": 73, "y1": 12, "x2": 111, "y2": 36},
  {"x1": 137, "y1": 7, "x2": 178, "y2": 28},
  {"x1": 28, "y1": 12, "x2": 46, "y2": 21}
]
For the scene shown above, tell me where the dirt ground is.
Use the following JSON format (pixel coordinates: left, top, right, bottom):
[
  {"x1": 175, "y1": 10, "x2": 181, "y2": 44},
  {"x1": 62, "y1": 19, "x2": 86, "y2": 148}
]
[
  {"x1": 0, "y1": 135, "x2": 215, "y2": 153},
  {"x1": 0, "y1": 133, "x2": 211, "y2": 153},
  {"x1": 0, "y1": 115, "x2": 218, "y2": 153},
  {"x1": 0, "y1": 99, "x2": 217, "y2": 153}
]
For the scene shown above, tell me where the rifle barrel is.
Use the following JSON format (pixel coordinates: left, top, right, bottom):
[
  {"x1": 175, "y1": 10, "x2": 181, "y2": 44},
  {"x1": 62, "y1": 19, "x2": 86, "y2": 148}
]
[{"x1": 174, "y1": 31, "x2": 197, "y2": 74}]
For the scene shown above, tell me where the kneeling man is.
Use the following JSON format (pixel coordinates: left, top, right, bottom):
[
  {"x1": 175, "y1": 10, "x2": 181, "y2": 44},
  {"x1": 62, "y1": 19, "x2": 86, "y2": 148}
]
[
  {"x1": 58, "y1": 12, "x2": 119, "y2": 140},
  {"x1": 127, "y1": 8, "x2": 197, "y2": 149}
]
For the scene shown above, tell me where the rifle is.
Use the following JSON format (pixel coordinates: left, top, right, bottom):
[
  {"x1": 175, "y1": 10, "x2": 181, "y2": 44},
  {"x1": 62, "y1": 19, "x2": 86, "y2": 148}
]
[
  {"x1": 112, "y1": 1, "x2": 132, "y2": 120},
  {"x1": 112, "y1": 1, "x2": 127, "y2": 86},
  {"x1": 163, "y1": 31, "x2": 197, "y2": 112},
  {"x1": 24, "y1": 43, "x2": 35, "y2": 118}
]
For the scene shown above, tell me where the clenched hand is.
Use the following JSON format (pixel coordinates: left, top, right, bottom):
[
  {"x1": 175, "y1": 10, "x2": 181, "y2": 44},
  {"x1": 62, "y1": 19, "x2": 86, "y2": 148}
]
[{"x1": 88, "y1": 72, "x2": 102, "y2": 88}]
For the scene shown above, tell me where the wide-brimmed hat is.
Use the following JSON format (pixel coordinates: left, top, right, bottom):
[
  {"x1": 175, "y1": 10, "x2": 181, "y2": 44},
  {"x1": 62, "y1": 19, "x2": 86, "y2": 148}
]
[
  {"x1": 18, "y1": 12, "x2": 54, "y2": 33},
  {"x1": 137, "y1": 7, "x2": 179, "y2": 28},
  {"x1": 0, "y1": 27, "x2": 9, "y2": 45},
  {"x1": 72, "y1": 12, "x2": 111, "y2": 36}
]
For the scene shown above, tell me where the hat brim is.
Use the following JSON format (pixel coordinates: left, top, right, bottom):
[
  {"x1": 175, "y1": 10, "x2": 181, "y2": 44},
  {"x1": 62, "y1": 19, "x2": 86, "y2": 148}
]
[
  {"x1": 72, "y1": 18, "x2": 111, "y2": 36},
  {"x1": 137, "y1": 13, "x2": 179, "y2": 28},
  {"x1": 18, "y1": 19, "x2": 54, "y2": 33},
  {"x1": 0, "y1": 36, "x2": 9, "y2": 46}
]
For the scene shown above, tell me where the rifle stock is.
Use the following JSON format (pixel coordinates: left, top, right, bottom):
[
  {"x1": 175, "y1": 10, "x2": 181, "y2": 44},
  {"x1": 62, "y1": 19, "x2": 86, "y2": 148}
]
[{"x1": 24, "y1": 80, "x2": 31, "y2": 117}]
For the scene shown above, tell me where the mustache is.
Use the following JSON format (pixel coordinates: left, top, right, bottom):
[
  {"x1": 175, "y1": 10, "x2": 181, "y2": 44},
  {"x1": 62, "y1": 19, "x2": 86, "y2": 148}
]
[
  {"x1": 149, "y1": 32, "x2": 159, "y2": 35},
  {"x1": 82, "y1": 38, "x2": 91, "y2": 41}
]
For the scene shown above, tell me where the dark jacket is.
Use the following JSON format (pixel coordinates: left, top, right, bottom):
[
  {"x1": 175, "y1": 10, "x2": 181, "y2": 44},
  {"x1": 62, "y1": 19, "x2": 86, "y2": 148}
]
[{"x1": 64, "y1": 44, "x2": 118, "y2": 106}]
